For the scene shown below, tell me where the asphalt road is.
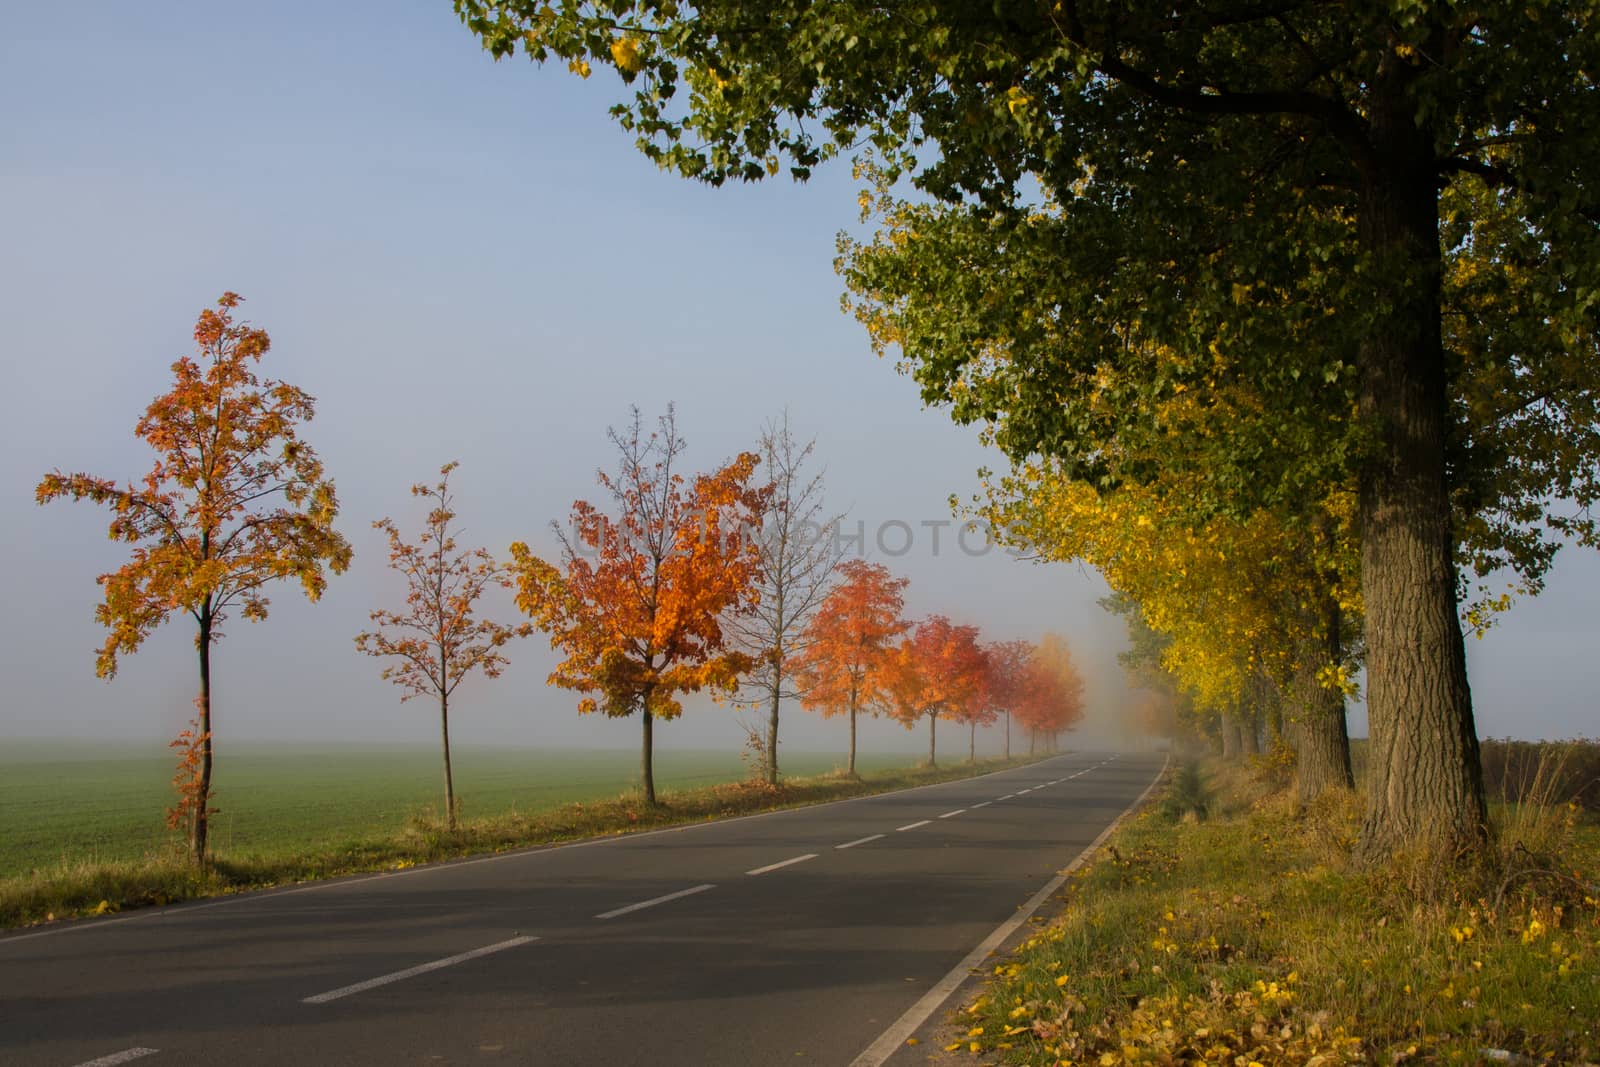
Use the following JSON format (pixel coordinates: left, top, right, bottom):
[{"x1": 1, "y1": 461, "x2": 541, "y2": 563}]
[{"x1": 0, "y1": 748, "x2": 1164, "y2": 1067}]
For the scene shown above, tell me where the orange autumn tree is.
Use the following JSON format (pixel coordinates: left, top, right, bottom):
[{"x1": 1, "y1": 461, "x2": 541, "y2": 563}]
[
  {"x1": 511, "y1": 406, "x2": 768, "y2": 805},
  {"x1": 983, "y1": 639, "x2": 1035, "y2": 759},
  {"x1": 952, "y1": 644, "x2": 997, "y2": 764},
  {"x1": 36, "y1": 292, "x2": 351, "y2": 863},
  {"x1": 886, "y1": 616, "x2": 988, "y2": 767},
  {"x1": 1015, "y1": 634, "x2": 1087, "y2": 753},
  {"x1": 792, "y1": 559, "x2": 909, "y2": 775},
  {"x1": 356, "y1": 462, "x2": 531, "y2": 830}
]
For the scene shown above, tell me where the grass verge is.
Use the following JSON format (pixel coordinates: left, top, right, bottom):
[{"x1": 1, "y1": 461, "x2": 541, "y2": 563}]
[
  {"x1": 0, "y1": 754, "x2": 1047, "y2": 932},
  {"x1": 949, "y1": 759, "x2": 1599, "y2": 1065}
]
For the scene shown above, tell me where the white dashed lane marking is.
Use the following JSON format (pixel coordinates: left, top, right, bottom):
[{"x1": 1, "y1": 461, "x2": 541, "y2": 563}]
[
  {"x1": 595, "y1": 884, "x2": 715, "y2": 920},
  {"x1": 746, "y1": 854, "x2": 817, "y2": 876},
  {"x1": 836, "y1": 834, "x2": 884, "y2": 850},
  {"x1": 896, "y1": 820, "x2": 930, "y2": 832},
  {"x1": 303, "y1": 936, "x2": 538, "y2": 1004},
  {"x1": 71, "y1": 1050, "x2": 160, "y2": 1067}
]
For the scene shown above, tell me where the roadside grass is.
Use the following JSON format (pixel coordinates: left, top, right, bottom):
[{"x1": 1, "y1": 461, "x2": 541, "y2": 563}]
[
  {"x1": 0, "y1": 752, "x2": 1046, "y2": 930},
  {"x1": 0, "y1": 742, "x2": 930, "y2": 876},
  {"x1": 954, "y1": 759, "x2": 1600, "y2": 1065}
]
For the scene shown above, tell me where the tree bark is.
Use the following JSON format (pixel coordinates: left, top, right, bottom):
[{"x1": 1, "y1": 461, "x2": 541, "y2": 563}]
[
  {"x1": 1221, "y1": 712, "x2": 1242, "y2": 761},
  {"x1": 969, "y1": 720, "x2": 976, "y2": 763},
  {"x1": 1294, "y1": 596, "x2": 1355, "y2": 804},
  {"x1": 1259, "y1": 674, "x2": 1285, "y2": 749},
  {"x1": 848, "y1": 697, "x2": 858, "y2": 776},
  {"x1": 1029, "y1": 729, "x2": 1037, "y2": 756},
  {"x1": 440, "y1": 690, "x2": 457, "y2": 830},
  {"x1": 641, "y1": 701, "x2": 657, "y2": 806},
  {"x1": 1240, "y1": 703, "x2": 1262, "y2": 757},
  {"x1": 1353, "y1": 71, "x2": 1486, "y2": 859},
  {"x1": 927, "y1": 711, "x2": 937, "y2": 767},
  {"x1": 1004, "y1": 711, "x2": 1010, "y2": 759},
  {"x1": 767, "y1": 662, "x2": 781, "y2": 787},
  {"x1": 192, "y1": 605, "x2": 214, "y2": 865}
]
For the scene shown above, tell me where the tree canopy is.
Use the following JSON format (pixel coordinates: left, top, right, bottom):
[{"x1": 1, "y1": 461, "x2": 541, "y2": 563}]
[
  {"x1": 455, "y1": 0, "x2": 1600, "y2": 857},
  {"x1": 37, "y1": 292, "x2": 351, "y2": 861}
]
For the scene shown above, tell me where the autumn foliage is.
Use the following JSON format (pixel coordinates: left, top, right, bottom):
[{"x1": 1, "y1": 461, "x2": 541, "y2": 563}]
[
  {"x1": 792, "y1": 559, "x2": 909, "y2": 774},
  {"x1": 356, "y1": 462, "x2": 530, "y2": 829},
  {"x1": 511, "y1": 406, "x2": 769, "y2": 804},
  {"x1": 36, "y1": 293, "x2": 351, "y2": 862},
  {"x1": 1013, "y1": 634, "x2": 1087, "y2": 753},
  {"x1": 982, "y1": 639, "x2": 1035, "y2": 759},
  {"x1": 885, "y1": 616, "x2": 988, "y2": 767}
]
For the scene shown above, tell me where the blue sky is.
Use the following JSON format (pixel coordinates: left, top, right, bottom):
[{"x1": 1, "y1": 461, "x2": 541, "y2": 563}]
[{"x1": 2, "y1": 2, "x2": 1594, "y2": 754}]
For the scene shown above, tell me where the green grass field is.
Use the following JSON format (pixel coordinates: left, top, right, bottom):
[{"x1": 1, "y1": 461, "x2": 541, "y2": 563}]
[{"x1": 0, "y1": 740, "x2": 913, "y2": 877}]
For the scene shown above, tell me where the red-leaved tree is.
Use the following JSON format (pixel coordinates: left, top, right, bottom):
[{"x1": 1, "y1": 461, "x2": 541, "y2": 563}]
[
  {"x1": 792, "y1": 559, "x2": 909, "y2": 775},
  {"x1": 885, "y1": 615, "x2": 987, "y2": 767},
  {"x1": 1014, "y1": 634, "x2": 1086, "y2": 753},
  {"x1": 983, "y1": 639, "x2": 1035, "y2": 760}
]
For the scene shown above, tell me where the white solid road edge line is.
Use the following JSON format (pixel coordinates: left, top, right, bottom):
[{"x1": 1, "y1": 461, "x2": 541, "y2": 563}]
[
  {"x1": 594, "y1": 883, "x2": 716, "y2": 920},
  {"x1": 746, "y1": 853, "x2": 818, "y2": 876},
  {"x1": 302, "y1": 935, "x2": 538, "y2": 1005},
  {"x1": 836, "y1": 834, "x2": 885, "y2": 850},
  {"x1": 847, "y1": 751, "x2": 1168, "y2": 1067},
  {"x1": 895, "y1": 820, "x2": 931, "y2": 832},
  {"x1": 71, "y1": 1050, "x2": 160, "y2": 1067}
]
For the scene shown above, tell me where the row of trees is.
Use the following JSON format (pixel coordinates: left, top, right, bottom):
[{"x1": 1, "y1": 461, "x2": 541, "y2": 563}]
[
  {"x1": 451, "y1": 1, "x2": 1600, "y2": 863},
  {"x1": 38, "y1": 296, "x2": 1085, "y2": 860},
  {"x1": 793, "y1": 565, "x2": 1084, "y2": 775}
]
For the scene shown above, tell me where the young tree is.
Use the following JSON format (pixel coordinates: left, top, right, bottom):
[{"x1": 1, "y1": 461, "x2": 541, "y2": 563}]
[
  {"x1": 511, "y1": 406, "x2": 768, "y2": 805},
  {"x1": 728, "y1": 413, "x2": 843, "y2": 786},
  {"x1": 983, "y1": 639, "x2": 1034, "y2": 760},
  {"x1": 355, "y1": 462, "x2": 530, "y2": 829},
  {"x1": 36, "y1": 292, "x2": 351, "y2": 863},
  {"x1": 885, "y1": 616, "x2": 987, "y2": 768},
  {"x1": 1015, "y1": 635, "x2": 1087, "y2": 754},
  {"x1": 954, "y1": 645, "x2": 997, "y2": 763},
  {"x1": 455, "y1": 0, "x2": 1600, "y2": 861},
  {"x1": 792, "y1": 559, "x2": 908, "y2": 775}
]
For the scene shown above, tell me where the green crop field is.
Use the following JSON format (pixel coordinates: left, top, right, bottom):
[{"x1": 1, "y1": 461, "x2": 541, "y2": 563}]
[{"x1": 0, "y1": 741, "x2": 909, "y2": 878}]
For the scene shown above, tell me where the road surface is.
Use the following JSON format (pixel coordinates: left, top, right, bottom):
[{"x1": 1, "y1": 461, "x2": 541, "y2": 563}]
[{"x1": 0, "y1": 749, "x2": 1164, "y2": 1066}]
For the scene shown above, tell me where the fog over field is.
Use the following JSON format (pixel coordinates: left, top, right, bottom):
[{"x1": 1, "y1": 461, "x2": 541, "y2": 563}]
[{"x1": 1, "y1": 1, "x2": 1594, "y2": 756}]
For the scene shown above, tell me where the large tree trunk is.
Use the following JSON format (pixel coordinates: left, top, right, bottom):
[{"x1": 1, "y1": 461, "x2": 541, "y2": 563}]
[
  {"x1": 1004, "y1": 711, "x2": 1011, "y2": 759},
  {"x1": 1294, "y1": 595, "x2": 1355, "y2": 804},
  {"x1": 192, "y1": 606, "x2": 214, "y2": 865},
  {"x1": 927, "y1": 711, "x2": 937, "y2": 767},
  {"x1": 1295, "y1": 683, "x2": 1354, "y2": 804},
  {"x1": 1259, "y1": 674, "x2": 1285, "y2": 748},
  {"x1": 1221, "y1": 712, "x2": 1242, "y2": 761},
  {"x1": 1354, "y1": 74, "x2": 1485, "y2": 859},
  {"x1": 440, "y1": 690, "x2": 457, "y2": 830},
  {"x1": 1240, "y1": 703, "x2": 1262, "y2": 757},
  {"x1": 969, "y1": 720, "x2": 976, "y2": 764}
]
